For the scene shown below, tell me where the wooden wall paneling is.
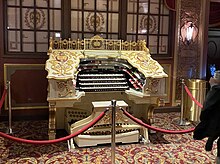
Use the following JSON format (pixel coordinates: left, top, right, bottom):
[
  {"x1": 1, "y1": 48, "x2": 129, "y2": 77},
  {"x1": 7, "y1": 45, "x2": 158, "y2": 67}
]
[
  {"x1": 161, "y1": 63, "x2": 172, "y2": 104},
  {"x1": 4, "y1": 64, "x2": 48, "y2": 110},
  {"x1": 207, "y1": 30, "x2": 220, "y2": 81},
  {"x1": 172, "y1": 0, "x2": 209, "y2": 105}
]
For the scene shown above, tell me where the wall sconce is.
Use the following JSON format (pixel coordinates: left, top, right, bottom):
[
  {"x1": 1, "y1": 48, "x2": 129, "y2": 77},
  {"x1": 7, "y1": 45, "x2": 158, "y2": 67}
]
[{"x1": 181, "y1": 21, "x2": 198, "y2": 45}]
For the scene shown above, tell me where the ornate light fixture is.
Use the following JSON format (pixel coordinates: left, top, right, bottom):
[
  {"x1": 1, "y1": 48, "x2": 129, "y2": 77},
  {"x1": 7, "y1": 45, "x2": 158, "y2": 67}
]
[{"x1": 181, "y1": 21, "x2": 198, "y2": 45}]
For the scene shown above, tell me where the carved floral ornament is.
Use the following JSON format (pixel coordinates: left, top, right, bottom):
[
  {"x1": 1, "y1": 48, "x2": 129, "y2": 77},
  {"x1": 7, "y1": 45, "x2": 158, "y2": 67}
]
[
  {"x1": 56, "y1": 80, "x2": 74, "y2": 98},
  {"x1": 140, "y1": 15, "x2": 157, "y2": 34},
  {"x1": 86, "y1": 12, "x2": 105, "y2": 32},
  {"x1": 46, "y1": 51, "x2": 83, "y2": 79},
  {"x1": 145, "y1": 78, "x2": 160, "y2": 94},
  {"x1": 24, "y1": 8, "x2": 46, "y2": 29}
]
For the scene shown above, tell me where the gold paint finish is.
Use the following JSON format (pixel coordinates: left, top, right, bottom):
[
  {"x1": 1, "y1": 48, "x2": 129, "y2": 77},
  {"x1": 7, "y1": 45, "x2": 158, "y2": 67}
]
[
  {"x1": 48, "y1": 102, "x2": 56, "y2": 140},
  {"x1": 46, "y1": 35, "x2": 167, "y2": 80}
]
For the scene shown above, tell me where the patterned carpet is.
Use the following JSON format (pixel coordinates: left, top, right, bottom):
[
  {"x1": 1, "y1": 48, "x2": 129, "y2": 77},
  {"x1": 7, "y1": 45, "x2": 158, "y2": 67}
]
[{"x1": 0, "y1": 112, "x2": 217, "y2": 164}]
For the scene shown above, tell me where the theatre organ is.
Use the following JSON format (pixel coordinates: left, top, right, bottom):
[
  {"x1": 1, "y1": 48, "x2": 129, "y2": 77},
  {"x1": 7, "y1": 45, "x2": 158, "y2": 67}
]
[{"x1": 45, "y1": 35, "x2": 168, "y2": 147}]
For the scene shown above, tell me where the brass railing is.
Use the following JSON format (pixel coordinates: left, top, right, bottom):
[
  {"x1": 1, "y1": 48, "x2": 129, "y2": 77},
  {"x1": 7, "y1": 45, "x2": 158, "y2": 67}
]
[{"x1": 48, "y1": 35, "x2": 148, "y2": 52}]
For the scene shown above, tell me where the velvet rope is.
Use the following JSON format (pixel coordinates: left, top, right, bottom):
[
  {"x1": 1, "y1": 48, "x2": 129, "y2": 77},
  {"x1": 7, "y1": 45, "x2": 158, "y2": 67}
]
[
  {"x1": 184, "y1": 85, "x2": 203, "y2": 108},
  {"x1": 0, "y1": 110, "x2": 107, "y2": 145},
  {"x1": 120, "y1": 108, "x2": 195, "y2": 134},
  {"x1": 0, "y1": 88, "x2": 7, "y2": 110}
]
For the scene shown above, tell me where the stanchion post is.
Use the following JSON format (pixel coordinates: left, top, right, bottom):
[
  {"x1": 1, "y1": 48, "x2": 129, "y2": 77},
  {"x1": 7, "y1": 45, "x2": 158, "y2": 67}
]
[
  {"x1": 7, "y1": 81, "x2": 13, "y2": 134},
  {"x1": 111, "y1": 100, "x2": 116, "y2": 164},
  {"x1": 179, "y1": 79, "x2": 184, "y2": 125},
  {"x1": 179, "y1": 79, "x2": 190, "y2": 126}
]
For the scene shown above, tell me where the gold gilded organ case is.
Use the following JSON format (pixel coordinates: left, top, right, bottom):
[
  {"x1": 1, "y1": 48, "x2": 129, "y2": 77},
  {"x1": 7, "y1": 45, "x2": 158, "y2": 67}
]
[{"x1": 45, "y1": 35, "x2": 168, "y2": 146}]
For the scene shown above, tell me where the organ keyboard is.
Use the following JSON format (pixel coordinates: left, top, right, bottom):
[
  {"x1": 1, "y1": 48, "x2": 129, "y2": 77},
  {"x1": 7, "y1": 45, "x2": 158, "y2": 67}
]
[{"x1": 45, "y1": 35, "x2": 168, "y2": 146}]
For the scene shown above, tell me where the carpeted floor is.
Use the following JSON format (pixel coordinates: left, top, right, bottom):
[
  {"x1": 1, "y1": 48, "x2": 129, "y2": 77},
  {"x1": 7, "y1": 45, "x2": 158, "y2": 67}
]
[{"x1": 0, "y1": 112, "x2": 217, "y2": 164}]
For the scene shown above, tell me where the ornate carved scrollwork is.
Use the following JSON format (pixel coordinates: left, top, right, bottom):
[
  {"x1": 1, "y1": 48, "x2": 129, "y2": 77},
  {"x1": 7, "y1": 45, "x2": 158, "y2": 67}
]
[
  {"x1": 56, "y1": 80, "x2": 75, "y2": 98},
  {"x1": 144, "y1": 78, "x2": 160, "y2": 94}
]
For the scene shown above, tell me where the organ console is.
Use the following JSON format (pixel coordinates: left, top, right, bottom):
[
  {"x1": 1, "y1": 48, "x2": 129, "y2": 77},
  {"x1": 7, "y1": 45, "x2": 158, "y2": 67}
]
[{"x1": 45, "y1": 35, "x2": 168, "y2": 147}]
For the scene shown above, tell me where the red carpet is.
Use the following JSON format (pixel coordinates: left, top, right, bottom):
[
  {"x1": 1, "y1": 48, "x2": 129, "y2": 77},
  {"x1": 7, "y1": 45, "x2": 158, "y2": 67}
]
[{"x1": 0, "y1": 112, "x2": 217, "y2": 163}]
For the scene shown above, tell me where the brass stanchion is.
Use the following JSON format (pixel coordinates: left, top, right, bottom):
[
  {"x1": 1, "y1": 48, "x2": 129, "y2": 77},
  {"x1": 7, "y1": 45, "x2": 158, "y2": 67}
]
[
  {"x1": 111, "y1": 100, "x2": 116, "y2": 164},
  {"x1": 1, "y1": 81, "x2": 14, "y2": 134},
  {"x1": 179, "y1": 79, "x2": 190, "y2": 126}
]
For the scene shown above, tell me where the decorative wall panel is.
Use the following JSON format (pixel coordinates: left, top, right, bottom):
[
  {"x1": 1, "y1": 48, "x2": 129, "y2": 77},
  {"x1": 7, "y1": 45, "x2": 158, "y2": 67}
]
[
  {"x1": 175, "y1": 0, "x2": 201, "y2": 101},
  {"x1": 4, "y1": 64, "x2": 48, "y2": 110},
  {"x1": 161, "y1": 64, "x2": 171, "y2": 103},
  {"x1": 206, "y1": 30, "x2": 220, "y2": 80},
  {"x1": 173, "y1": 0, "x2": 209, "y2": 103}
]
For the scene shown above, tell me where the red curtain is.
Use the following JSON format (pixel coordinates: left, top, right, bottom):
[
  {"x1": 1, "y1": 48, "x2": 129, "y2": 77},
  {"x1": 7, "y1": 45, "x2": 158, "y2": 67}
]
[
  {"x1": 209, "y1": 2, "x2": 220, "y2": 26},
  {"x1": 164, "y1": 0, "x2": 220, "y2": 26},
  {"x1": 164, "y1": 0, "x2": 175, "y2": 11}
]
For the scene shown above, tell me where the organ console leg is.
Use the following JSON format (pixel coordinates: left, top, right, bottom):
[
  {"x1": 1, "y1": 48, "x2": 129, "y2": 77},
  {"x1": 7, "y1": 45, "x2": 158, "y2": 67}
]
[
  {"x1": 48, "y1": 102, "x2": 56, "y2": 140},
  {"x1": 146, "y1": 98, "x2": 165, "y2": 134},
  {"x1": 147, "y1": 104, "x2": 157, "y2": 124},
  {"x1": 147, "y1": 98, "x2": 166, "y2": 124}
]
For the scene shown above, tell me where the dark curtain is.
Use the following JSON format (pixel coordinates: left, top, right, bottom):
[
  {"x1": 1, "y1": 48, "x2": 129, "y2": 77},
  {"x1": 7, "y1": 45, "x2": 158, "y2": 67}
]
[
  {"x1": 164, "y1": 0, "x2": 220, "y2": 26},
  {"x1": 164, "y1": 0, "x2": 175, "y2": 11},
  {"x1": 209, "y1": 2, "x2": 220, "y2": 26}
]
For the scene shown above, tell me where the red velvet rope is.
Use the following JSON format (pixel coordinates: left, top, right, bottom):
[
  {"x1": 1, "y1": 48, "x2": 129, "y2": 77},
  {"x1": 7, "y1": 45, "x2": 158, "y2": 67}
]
[
  {"x1": 120, "y1": 108, "x2": 195, "y2": 134},
  {"x1": 184, "y1": 85, "x2": 203, "y2": 108},
  {"x1": 0, "y1": 88, "x2": 7, "y2": 110},
  {"x1": 0, "y1": 110, "x2": 107, "y2": 145}
]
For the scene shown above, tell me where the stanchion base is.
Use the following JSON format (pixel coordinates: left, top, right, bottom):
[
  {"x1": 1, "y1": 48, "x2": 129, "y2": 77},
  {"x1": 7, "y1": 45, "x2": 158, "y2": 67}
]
[
  {"x1": 172, "y1": 118, "x2": 191, "y2": 126},
  {"x1": 0, "y1": 128, "x2": 14, "y2": 135},
  {"x1": 179, "y1": 120, "x2": 191, "y2": 126},
  {"x1": 6, "y1": 128, "x2": 13, "y2": 134}
]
